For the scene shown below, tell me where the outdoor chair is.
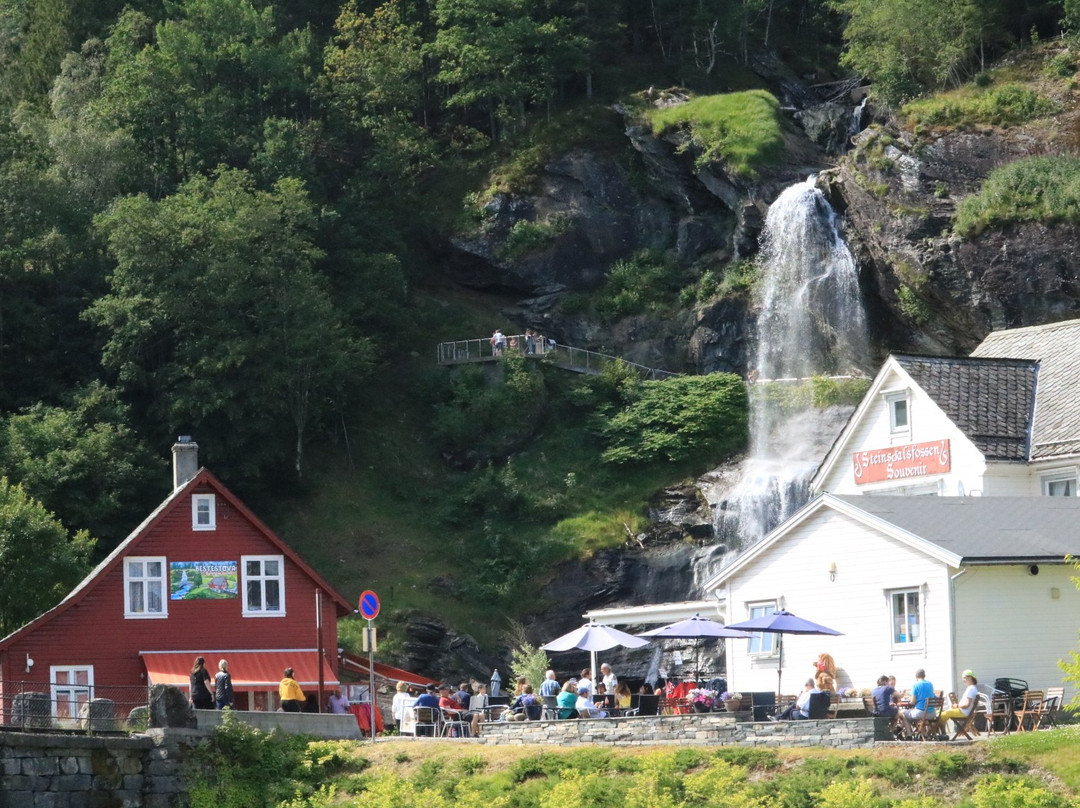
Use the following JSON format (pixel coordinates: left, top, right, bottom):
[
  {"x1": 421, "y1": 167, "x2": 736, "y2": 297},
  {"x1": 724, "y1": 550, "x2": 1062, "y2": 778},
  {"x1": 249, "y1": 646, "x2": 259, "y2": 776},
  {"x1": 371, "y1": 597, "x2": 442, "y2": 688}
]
[
  {"x1": 541, "y1": 696, "x2": 559, "y2": 720},
  {"x1": 1014, "y1": 690, "x2": 1046, "y2": 732},
  {"x1": 913, "y1": 697, "x2": 944, "y2": 740},
  {"x1": 413, "y1": 706, "x2": 441, "y2": 737},
  {"x1": 635, "y1": 694, "x2": 660, "y2": 716},
  {"x1": 440, "y1": 708, "x2": 470, "y2": 738},
  {"x1": 1043, "y1": 687, "x2": 1065, "y2": 727},
  {"x1": 807, "y1": 691, "x2": 832, "y2": 720}
]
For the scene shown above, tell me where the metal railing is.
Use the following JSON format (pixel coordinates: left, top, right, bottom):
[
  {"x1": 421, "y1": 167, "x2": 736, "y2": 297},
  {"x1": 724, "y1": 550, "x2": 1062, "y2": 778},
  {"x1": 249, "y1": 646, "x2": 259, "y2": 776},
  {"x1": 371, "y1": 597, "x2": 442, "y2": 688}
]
[
  {"x1": 1, "y1": 681, "x2": 150, "y2": 733},
  {"x1": 436, "y1": 334, "x2": 678, "y2": 381}
]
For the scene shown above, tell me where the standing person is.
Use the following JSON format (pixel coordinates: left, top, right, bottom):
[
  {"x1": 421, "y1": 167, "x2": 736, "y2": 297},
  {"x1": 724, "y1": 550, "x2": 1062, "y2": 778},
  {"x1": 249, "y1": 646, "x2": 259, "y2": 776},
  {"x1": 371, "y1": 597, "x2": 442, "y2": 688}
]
[
  {"x1": 577, "y1": 669, "x2": 594, "y2": 699},
  {"x1": 189, "y1": 656, "x2": 214, "y2": 710},
  {"x1": 600, "y1": 663, "x2": 618, "y2": 693},
  {"x1": 391, "y1": 681, "x2": 412, "y2": 729},
  {"x1": 327, "y1": 687, "x2": 351, "y2": 714},
  {"x1": 214, "y1": 659, "x2": 234, "y2": 710},
  {"x1": 279, "y1": 667, "x2": 305, "y2": 712},
  {"x1": 490, "y1": 329, "x2": 506, "y2": 356},
  {"x1": 539, "y1": 670, "x2": 561, "y2": 698}
]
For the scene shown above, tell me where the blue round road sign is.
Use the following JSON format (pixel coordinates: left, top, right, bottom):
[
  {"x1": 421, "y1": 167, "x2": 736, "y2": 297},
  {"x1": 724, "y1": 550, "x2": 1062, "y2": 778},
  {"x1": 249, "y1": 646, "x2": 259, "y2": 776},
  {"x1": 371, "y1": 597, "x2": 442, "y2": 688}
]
[{"x1": 359, "y1": 590, "x2": 380, "y2": 620}]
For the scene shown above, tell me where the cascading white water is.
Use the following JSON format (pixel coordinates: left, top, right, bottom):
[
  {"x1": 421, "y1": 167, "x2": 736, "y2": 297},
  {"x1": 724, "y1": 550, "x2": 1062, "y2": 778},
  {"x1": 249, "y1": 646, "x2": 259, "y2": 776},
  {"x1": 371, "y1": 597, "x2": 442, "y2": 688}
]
[{"x1": 712, "y1": 176, "x2": 868, "y2": 546}]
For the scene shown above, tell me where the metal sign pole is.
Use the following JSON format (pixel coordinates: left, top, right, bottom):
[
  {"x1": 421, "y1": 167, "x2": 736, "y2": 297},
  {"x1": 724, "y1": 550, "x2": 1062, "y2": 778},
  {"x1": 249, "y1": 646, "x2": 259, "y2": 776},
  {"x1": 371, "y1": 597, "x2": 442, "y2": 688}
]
[{"x1": 367, "y1": 619, "x2": 376, "y2": 741}]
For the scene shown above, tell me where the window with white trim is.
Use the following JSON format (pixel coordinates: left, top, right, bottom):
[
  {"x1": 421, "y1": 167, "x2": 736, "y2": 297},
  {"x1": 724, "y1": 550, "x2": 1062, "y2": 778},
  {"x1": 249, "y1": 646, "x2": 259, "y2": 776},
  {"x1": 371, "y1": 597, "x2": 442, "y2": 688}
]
[
  {"x1": 885, "y1": 391, "x2": 910, "y2": 434},
  {"x1": 124, "y1": 557, "x2": 167, "y2": 617},
  {"x1": 889, "y1": 588, "x2": 922, "y2": 648},
  {"x1": 51, "y1": 666, "x2": 93, "y2": 721},
  {"x1": 243, "y1": 555, "x2": 284, "y2": 616},
  {"x1": 1041, "y1": 469, "x2": 1077, "y2": 497},
  {"x1": 192, "y1": 494, "x2": 216, "y2": 530},
  {"x1": 746, "y1": 602, "x2": 777, "y2": 655}
]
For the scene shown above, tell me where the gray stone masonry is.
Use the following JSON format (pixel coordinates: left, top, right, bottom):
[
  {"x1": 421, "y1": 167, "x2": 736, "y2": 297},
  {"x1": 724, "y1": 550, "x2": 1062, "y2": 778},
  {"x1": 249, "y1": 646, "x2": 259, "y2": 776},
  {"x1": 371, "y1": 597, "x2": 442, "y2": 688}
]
[
  {"x1": 0, "y1": 729, "x2": 198, "y2": 808},
  {"x1": 476, "y1": 711, "x2": 884, "y2": 748}
]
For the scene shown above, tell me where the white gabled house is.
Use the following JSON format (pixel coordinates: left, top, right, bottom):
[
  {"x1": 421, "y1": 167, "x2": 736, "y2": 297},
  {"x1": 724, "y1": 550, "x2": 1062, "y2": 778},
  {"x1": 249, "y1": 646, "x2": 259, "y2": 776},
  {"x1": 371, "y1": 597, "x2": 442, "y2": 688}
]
[{"x1": 703, "y1": 495, "x2": 1080, "y2": 700}]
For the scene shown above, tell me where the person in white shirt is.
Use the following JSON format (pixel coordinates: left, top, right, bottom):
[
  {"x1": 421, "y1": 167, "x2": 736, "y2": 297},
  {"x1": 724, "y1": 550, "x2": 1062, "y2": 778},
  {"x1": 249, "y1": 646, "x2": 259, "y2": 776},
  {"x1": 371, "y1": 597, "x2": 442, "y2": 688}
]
[
  {"x1": 575, "y1": 685, "x2": 606, "y2": 718},
  {"x1": 600, "y1": 663, "x2": 618, "y2": 694},
  {"x1": 577, "y1": 668, "x2": 594, "y2": 699}
]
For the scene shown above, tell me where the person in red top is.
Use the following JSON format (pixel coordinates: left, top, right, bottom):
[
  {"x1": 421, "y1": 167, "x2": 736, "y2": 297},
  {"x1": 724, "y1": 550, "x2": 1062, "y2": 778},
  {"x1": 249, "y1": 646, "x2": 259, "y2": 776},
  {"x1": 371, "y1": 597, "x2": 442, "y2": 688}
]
[{"x1": 438, "y1": 683, "x2": 481, "y2": 736}]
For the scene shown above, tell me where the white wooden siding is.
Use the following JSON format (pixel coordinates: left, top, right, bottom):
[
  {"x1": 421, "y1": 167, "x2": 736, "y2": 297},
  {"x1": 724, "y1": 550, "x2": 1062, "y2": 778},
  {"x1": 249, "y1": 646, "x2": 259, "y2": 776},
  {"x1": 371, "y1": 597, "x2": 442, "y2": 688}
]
[
  {"x1": 723, "y1": 509, "x2": 953, "y2": 695},
  {"x1": 817, "y1": 367, "x2": 987, "y2": 497},
  {"x1": 953, "y1": 564, "x2": 1080, "y2": 702}
]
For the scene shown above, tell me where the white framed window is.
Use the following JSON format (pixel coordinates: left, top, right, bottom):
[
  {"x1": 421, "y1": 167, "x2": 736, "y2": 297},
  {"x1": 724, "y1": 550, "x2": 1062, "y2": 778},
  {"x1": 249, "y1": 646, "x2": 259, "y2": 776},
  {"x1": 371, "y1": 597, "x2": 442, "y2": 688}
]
[
  {"x1": 192, "y1": 494, "x2": 216, "y2": 530},
  {"x1": 889, "y1": 588, "x2": 922, "y2": 649},
  {"x1": 885, "y1": 391, "x2": 910, "y2": 434},
  {"x1": 242, "y1": 555, "x2": 284, "y2": 616},
  {"x1": 1041, "y1": 469, "x2": 1077, "y2": 497},
  {"x1": 124, "y1": 557, "x2": 167, "y2": 618},
  {"x1": 51, "y1": 666, "x2": 93, "y2": 722},
  {"x1": 746, "y1": 602, "x2": 777, "y2": 655}
]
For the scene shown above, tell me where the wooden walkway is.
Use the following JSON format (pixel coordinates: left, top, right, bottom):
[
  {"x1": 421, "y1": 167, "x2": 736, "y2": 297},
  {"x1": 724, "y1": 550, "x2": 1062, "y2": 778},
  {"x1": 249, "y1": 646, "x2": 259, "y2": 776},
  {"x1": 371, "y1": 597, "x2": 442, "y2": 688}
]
[{"x1": 436, "y1": 335, "x2": 678, "y2": 380}]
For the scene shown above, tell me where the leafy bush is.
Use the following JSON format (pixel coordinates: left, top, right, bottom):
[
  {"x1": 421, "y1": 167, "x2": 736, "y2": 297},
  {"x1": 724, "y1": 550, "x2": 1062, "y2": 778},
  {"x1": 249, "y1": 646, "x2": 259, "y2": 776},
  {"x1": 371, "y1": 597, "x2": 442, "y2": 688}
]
[
  {"x1": 498, "y1": 216, "x2": 571, "y2": 260},
  {"x1": 903, "y1": 84, "x2": 1057, "y2": 128},
  {"x1": 925, "y1": 751, "x2": 971, "y2": 780},
  {"x1": 1044, "y1": 50, "x2": 1076, "y2": 78},
  {"x1": 647, "y1": 91, "x2": 784, "y2": 178},
  {"x1": 595, "y1": 249, "x2": 685, "y2": 322},
  {"x1": 753, "y1": 376, "x2": 871, "y2": 414},
  {"x1": 598, "y1": 373, "x2": 749, "y2": 465},
  {"x1": 954, "y1": 155, "x2": 1080, "y2": 237},
  {"x1": 972, "y1": 774, "x2": 1071, "y2": 807}
]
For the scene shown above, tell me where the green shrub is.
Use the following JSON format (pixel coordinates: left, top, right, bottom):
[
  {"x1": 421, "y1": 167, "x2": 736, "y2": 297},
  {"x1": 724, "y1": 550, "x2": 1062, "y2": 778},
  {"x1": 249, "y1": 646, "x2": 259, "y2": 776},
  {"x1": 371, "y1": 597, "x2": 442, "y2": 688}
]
[
  {"x1": 711, "y1": 747, "x2": 782, "y2": 770},
  {"x1": 647, "y1": 90, "x2": 784, "y2": 178},
  {"x1": 598, "y1": 373, "x2": 749, "y2": 465},
  {"x1": 955, "y1": 155, "x2": 1080, "y2": 237},
  {"x1": 499, "y1": 216, "x2": 571, "y2": 260},
  {"x1": 595, "y1": 249, "x2": 684, "y2": 322},
  {"x1": 903, "y1": 84, "x2": 1057, "y2": 128},
  {"x1": 866, "y1": 757, "x2": 923, "y2": 785},
  {"x1": 1044, "y1": 50, "x2": 1076, "y2": 78},
  {"x1": 925, "y1": 751, "x2": 971, "y2": 780},
  {"x1": 896, "y1": 283, "x2": 931, "y2": 324},
  {"x1": 972, "y1": 774, "x2": 1071, "y2": 807}
]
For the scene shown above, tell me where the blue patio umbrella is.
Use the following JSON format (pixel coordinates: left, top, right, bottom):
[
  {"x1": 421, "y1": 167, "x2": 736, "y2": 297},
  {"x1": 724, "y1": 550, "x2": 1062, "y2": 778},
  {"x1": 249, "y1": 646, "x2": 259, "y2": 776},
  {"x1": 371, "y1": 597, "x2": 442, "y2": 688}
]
[{"x1": 725, "y1": 610, "x2": 842, "y2": 694}]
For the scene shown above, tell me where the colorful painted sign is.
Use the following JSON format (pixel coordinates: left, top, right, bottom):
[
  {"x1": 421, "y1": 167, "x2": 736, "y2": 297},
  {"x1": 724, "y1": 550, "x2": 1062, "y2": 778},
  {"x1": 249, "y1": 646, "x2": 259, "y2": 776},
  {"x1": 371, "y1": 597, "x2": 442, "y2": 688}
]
[
  {"x1": 852, "y1": 439, "x2": 951, "y2": 485},
  {"x1": 169, "y1": 561, "x2": 238, "y2": 600}
]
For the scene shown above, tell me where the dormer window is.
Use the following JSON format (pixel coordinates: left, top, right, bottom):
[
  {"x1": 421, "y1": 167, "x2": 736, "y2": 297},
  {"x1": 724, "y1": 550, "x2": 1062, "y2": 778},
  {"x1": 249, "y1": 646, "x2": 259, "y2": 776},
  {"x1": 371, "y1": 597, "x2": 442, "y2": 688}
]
[
  {"x1": 886, "y1": 391, "x2": 910, "y2": 434},
  {"x1": 192, "y1": 494, "x2": 216, "y2": 530}
]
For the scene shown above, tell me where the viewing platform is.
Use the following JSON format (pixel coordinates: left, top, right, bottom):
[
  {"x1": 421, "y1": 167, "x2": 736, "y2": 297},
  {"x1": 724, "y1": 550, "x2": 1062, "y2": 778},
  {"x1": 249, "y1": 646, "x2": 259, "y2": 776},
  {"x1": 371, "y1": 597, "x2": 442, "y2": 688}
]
[{"x1": 436, "y1": 334, "x2": 678, "y2": 381}]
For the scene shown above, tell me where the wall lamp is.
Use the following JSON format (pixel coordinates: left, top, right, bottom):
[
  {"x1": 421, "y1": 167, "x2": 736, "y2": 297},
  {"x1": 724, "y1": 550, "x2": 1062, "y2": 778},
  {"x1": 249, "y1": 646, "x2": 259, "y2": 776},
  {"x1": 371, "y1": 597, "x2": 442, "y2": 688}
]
[
  {"x1": 25, "y1": 653, "x2": 34, "y2": 673},
  {"x1": 828, "y1": 561, "x2": 837, "y2": 582}
]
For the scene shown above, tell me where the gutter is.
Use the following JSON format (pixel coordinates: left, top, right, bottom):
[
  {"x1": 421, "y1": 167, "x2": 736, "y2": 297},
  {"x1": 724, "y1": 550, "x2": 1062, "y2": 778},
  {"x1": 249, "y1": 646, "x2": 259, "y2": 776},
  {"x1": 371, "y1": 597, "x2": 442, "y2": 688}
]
[{"x1": 948, "y1": 567, "x2": 969, "y2": 694}]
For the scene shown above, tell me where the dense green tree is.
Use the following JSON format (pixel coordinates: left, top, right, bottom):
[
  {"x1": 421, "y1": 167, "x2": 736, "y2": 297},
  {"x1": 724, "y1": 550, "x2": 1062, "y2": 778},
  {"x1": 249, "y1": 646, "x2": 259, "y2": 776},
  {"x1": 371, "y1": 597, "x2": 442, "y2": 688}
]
[
  {"x1": 832, "y1": 0, "x2": 993, "y2": 104},
  {"x1": 0, "y1": 382, "x2": 162, "y2": 546},
  {"x1": 0, "y1": 476, "x2": 94, "y2": 636},
  {"x1": 426, "y1": 0, "x2": 589, "y2": 139},
  {"x1": 87, "y1": 168, "x2": 373, "y2": 479}
]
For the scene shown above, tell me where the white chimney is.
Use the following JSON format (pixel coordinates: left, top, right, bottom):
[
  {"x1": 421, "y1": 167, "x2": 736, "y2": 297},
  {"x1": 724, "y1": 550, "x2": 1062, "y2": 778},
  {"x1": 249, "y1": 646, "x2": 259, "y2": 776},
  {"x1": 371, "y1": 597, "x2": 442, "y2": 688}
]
[{"x1": 172, "y1": 436, "x2": 199, "y2": 490}]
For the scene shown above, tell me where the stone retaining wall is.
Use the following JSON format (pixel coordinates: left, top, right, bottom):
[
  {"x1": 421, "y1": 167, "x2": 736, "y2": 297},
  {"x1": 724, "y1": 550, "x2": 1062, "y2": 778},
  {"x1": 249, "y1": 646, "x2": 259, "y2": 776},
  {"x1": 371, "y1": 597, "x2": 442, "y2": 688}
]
[
  {"x1": 477, "y1": 711, "x2": 887, "y2": 748},
  {"x1": 0, "y1": 728, "x2": 198, "y2": 808}
]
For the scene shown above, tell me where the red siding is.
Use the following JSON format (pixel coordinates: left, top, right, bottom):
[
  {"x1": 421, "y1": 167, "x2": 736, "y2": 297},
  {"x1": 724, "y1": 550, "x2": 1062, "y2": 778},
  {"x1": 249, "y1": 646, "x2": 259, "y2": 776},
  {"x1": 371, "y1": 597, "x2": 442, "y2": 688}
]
[{"x1": 0, "y1": 477, "x2": 345, "y2": 703}]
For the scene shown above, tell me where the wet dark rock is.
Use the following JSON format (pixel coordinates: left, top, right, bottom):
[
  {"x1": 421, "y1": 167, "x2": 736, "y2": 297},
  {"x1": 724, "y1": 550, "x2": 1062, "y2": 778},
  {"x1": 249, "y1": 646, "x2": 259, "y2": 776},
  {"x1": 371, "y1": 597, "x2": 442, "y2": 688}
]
[{"x1": 148, "y1": 684, "x2": 195, "y2": 729}]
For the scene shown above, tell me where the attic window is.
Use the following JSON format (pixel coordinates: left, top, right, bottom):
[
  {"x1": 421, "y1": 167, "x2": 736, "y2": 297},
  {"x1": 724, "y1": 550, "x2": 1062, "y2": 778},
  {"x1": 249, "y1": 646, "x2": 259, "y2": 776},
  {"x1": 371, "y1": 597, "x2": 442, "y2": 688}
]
[
  {"x1": 192, "y1": 494, "x2": 216, "y2": 530},
  {"x1": 885, "y1": 391, "x2": 910, "y2": 434},
  {"x1": 124, "y1": 557, "x2": 167, "y2": 618}
]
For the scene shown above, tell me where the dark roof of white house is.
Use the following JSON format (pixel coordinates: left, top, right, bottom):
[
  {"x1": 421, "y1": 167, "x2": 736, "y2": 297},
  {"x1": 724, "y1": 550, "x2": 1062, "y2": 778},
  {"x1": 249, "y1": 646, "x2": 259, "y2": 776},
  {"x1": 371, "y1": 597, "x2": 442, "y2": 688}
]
[
  {"x1": 971, "y1": 319, "x2": 1080, "y2": 460},
  {"x1": 835, "y1": 495, "x2": 1080, "y2": 562},
  {"x1": 892, "y1": 355, "x2": 1037, "y2": 462}
]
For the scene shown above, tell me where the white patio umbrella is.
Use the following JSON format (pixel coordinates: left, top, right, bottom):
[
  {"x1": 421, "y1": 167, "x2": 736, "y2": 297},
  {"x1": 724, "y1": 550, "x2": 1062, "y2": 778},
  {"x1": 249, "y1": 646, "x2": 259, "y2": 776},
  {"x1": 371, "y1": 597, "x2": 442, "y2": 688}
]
[{"x1": 541, "y1": 622, "x2": 650, "y2": 686}]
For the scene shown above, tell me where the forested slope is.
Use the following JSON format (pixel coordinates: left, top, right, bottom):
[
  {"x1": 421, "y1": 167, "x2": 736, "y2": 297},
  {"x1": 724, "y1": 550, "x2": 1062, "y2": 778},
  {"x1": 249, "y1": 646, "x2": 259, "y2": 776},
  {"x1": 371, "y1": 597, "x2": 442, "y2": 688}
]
[{"x1": 1, "y1": 0, "x2": 1077, "y2": 670}]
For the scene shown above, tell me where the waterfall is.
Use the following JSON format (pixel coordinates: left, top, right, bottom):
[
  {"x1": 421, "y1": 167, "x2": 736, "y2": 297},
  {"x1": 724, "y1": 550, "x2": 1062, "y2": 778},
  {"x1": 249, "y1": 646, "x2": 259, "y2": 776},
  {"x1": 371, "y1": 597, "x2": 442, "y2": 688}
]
[{"x1": 710, "y1": 176, "x2": 868, "y2": 546}]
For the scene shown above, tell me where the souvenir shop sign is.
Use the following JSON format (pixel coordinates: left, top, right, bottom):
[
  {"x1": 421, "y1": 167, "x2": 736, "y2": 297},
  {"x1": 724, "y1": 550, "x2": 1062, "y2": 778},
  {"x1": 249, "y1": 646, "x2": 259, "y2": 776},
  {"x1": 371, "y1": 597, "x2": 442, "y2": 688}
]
[{"x1": 853, "y1": 439, "x2": 950, "y2": 484}]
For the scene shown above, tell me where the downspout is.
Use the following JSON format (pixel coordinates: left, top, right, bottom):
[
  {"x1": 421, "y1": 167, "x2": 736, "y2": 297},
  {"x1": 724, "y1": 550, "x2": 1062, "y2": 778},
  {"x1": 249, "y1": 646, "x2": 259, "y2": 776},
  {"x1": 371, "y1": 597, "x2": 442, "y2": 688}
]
[{"x1": 949, "y1": 567, "x2": 969, "y2": 693}]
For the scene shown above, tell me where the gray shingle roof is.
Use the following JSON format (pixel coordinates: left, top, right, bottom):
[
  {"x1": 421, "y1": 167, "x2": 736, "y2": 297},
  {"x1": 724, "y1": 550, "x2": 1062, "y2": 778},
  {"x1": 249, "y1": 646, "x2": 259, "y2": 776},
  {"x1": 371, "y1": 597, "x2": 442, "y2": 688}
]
[
  {"x1": 893, "y1": 355, "x2": 1037, "y2": 461},
  {"x1": 835, "y1": 495, "x2": 1080, "y2": 561},
  {"x1": 971, "y1": 319, "x2": 1080, "y2": 460}
]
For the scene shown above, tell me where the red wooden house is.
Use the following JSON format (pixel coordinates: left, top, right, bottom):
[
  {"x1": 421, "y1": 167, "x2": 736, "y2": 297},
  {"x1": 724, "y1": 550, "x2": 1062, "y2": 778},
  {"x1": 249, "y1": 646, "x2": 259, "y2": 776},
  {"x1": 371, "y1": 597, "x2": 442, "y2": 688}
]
[{"x1": 0, "y1": 438, "x2": 353, "y2": 725}]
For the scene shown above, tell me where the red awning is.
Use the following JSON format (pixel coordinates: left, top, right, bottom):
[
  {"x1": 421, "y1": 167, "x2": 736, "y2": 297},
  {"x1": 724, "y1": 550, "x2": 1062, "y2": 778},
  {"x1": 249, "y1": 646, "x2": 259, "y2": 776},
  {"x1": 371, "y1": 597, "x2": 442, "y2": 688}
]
[
  {"x1": 339, "y1": 653, "x2": 435, "y2": 688},
  {"x1": 142, "y1": 650, "x2": 338, "y2": 687}
]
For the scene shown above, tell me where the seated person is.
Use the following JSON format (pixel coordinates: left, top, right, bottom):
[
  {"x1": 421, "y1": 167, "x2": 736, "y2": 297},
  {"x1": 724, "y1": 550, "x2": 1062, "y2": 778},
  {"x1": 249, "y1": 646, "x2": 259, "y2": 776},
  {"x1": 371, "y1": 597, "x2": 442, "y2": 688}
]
[
  {"x1": 506, "y1": 684, "x2": 540, "y2": 720},
  {"x1": 557, "y1": 680, "x2": 579, "y2": 719},
  {"x1": 413, "y1": 683, "x2": 440, "y2": 710},
  {"x1": 614, "y1": 682, "x2": 633, "y2": 710},
  {"x1": 937, "y1": 670, "x2": 978, "y2": 732},
  {"x1": 575, "y1": 684, "x2": 607, "y2": 718},
  {"x1": 772, "y1": 679, "x2": 816, "y2": 721},
  {"x1": 870, "y1": 674, "x2": 897, "y2": 718},
  {"x1": 898, "y1": 669, "x2": 936, "y2": 737},
  {"x1": 438, "y1": 683, "x2": 481, "y2": 736}
]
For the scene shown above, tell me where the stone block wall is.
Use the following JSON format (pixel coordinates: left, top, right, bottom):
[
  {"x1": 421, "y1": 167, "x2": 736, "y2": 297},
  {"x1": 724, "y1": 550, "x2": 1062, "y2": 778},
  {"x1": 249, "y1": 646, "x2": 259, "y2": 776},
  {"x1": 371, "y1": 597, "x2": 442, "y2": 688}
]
[
  {"x1": 477, "y1": 712, "x2": 883, "y2": 749},
  {"x1": 0, "y1": 728, "x2": 199, "y2": 808}
]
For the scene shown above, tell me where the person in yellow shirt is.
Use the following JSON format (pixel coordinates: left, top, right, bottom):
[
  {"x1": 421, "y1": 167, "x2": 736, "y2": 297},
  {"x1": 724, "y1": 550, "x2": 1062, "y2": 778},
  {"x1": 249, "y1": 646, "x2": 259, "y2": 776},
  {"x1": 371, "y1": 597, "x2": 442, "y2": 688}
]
[{"x1": 279, "y1": 667, "x2": 305, "y2": 712}]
